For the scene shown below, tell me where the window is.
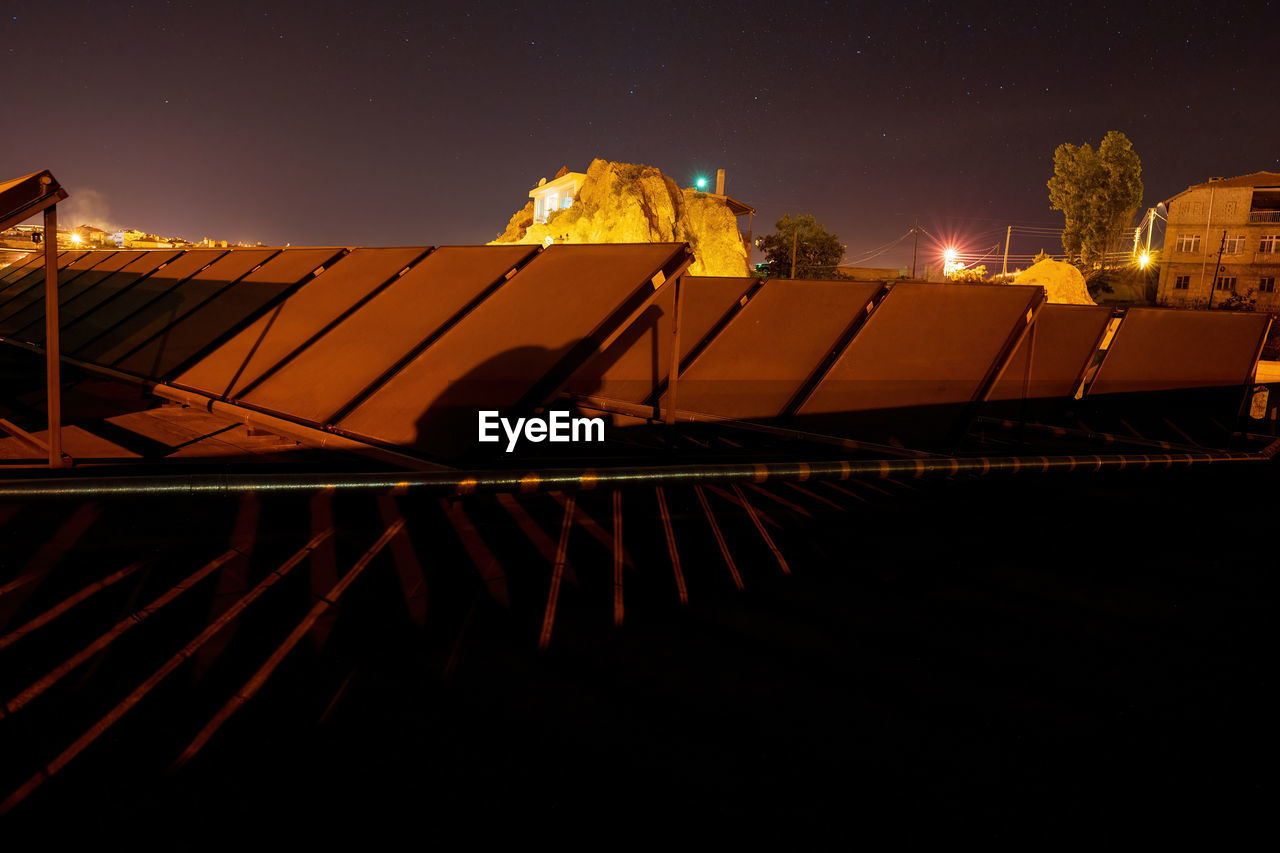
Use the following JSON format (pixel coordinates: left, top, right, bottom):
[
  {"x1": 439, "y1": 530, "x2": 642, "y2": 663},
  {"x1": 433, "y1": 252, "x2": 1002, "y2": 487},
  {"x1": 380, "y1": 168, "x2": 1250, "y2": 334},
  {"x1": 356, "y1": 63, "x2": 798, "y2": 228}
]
[
  {"x1": 1174, "y1": 275, "x2": 1191, "y2": 290},
  {"x1": 1259, "y1": 235, "x2": 1279, "y2": 253},
  {"x1": 1175, "y1": 234, "x2": 1201, "y2": 252},
  {"x1": 1223, "y1": 235, "x2": 1245, "y2": 253},
  {"x1": 1261, "y1": 277, "x2": 1276, "y2": 293},
  {"x1": 1215, "y1": 276, "x2": 1237, "y2": 292}
]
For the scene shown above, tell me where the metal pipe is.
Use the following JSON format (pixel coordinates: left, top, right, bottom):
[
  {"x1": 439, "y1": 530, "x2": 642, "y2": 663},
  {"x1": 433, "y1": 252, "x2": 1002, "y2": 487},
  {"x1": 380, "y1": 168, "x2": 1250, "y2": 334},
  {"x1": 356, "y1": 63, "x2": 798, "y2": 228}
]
[
  {"x1": 42, "y1": 203, "x2": 63, "y2": 467},
  {"x1": 0, "y1": 445, "x2": 1276, "y2": 501}
]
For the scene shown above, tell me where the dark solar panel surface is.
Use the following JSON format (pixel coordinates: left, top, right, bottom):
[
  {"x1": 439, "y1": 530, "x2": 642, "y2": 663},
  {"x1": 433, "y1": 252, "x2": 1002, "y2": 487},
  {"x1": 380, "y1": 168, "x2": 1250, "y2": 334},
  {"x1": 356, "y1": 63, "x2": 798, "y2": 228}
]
[
  {"x1": 10, "y1": 250, "x2": 183, "y2": 344},
  {"x1": 1089, "y1": 308, "x2": 1270, "y2": 395},
  {"x1": 114, "y1": 248, "x2": 342, "y2": 379},
  {"x1": 988, "y1": 304, "x2": 1113, "y2": 401},
  {"x1": 0, "y1": 252, "x2": 44, "y2": 285},
  {"x1": 0, "y1": 251, "x2": 133, "y2": 333},
  {"x1": 565, "y1": 274, "x2": 756, "y2": 404},
  {"x1": 336, "y1": 243, "x2": 687, "y2": 452},
  {"x1": 0, "y1": 251, "x2": 86, "y2": 311},
  {"x1": 240, "y1": 245, "x2": 537, "y2": 425},
  {"x1": 89, "y1": 250, "x2": 278, "y2": 370},
  {"x1": 667, "y1": 279, "x2": 884, "y2": 419},
  {"x1": 42, "y1": 250, "x2": 184, "y2": 333},
  {"x1": 797, "y1": 283, "x2": 1041, "y2": 415},
  {"x1": 175, "y1": 247, "x2": 431, "y2": 400},
  {"x1": 62, "y1": 250, "x2": 230, "y2": 357}
]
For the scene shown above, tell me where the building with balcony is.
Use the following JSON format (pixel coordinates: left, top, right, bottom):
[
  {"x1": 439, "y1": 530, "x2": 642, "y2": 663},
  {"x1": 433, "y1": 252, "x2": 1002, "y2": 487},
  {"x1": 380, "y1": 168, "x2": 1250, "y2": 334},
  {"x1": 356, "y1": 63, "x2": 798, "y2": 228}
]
[
  {"x1": 530, "y1": 170, "x2": 586, "y2": 225},
  {"x1": 1157, "y1": 171, "x2": 1280, "y2": 308}
]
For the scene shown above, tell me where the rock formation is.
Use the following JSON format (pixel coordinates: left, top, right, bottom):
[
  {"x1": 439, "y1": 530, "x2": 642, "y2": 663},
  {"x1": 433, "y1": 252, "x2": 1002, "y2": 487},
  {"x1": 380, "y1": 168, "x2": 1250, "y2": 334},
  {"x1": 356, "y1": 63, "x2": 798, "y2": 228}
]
[
  {"x1": 491, "y1": 159, "x2": 749, "y2": 277},
  {"x1": 1012, "y1": 258, "x2": 1095, "y2": 305}
]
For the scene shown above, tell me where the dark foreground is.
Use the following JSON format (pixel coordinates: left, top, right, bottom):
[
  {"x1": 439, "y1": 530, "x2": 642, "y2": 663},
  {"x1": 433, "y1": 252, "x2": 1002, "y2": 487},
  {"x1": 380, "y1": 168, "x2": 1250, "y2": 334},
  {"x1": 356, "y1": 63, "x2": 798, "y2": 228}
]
[{"x1": 1, "y1": 464, "x2": 1275, "y2": 845}]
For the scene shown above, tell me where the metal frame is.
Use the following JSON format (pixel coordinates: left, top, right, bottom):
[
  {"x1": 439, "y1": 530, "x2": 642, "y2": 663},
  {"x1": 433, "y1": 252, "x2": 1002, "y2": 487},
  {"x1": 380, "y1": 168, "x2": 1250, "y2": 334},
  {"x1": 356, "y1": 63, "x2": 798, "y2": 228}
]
[{"x1": 0, "y1": 171, "x2": 69, "y2": 467}]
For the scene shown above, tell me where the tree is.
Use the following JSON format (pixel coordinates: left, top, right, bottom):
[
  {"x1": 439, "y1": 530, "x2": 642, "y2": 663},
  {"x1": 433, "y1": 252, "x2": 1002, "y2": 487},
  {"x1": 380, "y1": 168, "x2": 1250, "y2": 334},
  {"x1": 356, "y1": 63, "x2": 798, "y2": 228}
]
[
  {"x1": 756, "y1": 214, "x2": 845, "y2": 279},
  {"x1": 1047, "y1": 131, "x2": 1143, "y2": 267}
]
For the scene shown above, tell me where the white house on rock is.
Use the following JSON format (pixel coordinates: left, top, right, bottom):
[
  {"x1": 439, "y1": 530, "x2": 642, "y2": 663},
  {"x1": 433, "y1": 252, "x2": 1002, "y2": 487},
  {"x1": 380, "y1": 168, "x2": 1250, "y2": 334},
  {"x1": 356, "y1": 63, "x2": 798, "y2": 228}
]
[{"x1": 530, "y1": 171, "x2": 586, "y2": 225}]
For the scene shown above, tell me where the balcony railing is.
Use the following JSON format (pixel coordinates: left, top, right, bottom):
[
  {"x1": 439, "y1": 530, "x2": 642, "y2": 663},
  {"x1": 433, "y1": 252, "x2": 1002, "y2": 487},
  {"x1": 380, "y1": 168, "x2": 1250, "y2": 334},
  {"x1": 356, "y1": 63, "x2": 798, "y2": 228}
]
[
  {"x1": 1248, "y1": 210, "x2": 1280, "y2": 223},
  {"x1": 1256, "y1": 251, "x2": 1280, "y2": 265}
]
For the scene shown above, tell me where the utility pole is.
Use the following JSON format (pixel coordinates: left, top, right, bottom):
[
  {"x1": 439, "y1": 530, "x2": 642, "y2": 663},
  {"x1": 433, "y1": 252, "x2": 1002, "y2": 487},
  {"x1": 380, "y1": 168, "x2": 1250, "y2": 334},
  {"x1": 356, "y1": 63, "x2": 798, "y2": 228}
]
[
  {"x1": 1002, "y1": 225, "x2": 1012, "y2": 277},
  {"x1": 911, "y1": 218, "x2": 919, "y2": 279},
  {"x1": 1206, "y1": 230, "x2": 1227, "y2": 310},
  {"x1": 1145, "y1": 208, "x2": 1154, "y2": 256},
  {"x1": 790, "y1": 228, "x2": 798, "y2": 279}
]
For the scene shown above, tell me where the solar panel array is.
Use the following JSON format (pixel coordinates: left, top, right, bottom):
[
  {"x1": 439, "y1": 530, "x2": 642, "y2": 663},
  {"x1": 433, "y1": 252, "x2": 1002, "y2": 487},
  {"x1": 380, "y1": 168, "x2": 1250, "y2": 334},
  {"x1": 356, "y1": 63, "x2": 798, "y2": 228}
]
[{"x1": 0, "y1": 246, "x2": 1270, "y2": 460}]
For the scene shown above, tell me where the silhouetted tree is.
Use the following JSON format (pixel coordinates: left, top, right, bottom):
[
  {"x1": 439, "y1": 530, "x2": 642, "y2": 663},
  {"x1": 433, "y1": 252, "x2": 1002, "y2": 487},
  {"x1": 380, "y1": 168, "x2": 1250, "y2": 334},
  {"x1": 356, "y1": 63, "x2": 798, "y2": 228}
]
[
  {"x1": 757, "y1": 214, "x2": 845, "y2": 279},
  {"x1": 1047, "y1": 131, "x2": 1143, "y2": 267}
]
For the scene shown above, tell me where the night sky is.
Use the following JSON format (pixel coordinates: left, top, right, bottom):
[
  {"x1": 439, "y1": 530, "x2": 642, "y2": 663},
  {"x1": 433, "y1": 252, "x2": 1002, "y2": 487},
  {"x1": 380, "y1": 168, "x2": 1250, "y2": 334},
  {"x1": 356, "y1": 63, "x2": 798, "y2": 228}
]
[{"x1": 4, "y1": 0, "x2": 1278, "y2": 269}]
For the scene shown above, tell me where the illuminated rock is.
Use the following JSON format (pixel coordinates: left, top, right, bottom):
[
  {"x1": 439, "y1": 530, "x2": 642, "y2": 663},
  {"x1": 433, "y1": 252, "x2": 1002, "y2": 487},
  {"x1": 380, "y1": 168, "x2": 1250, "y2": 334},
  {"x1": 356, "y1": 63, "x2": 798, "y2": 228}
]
[
  {"x1": 1013, "y1": 258, "x2": 1095, "y2": 305},
  {"x1": 491, "y1": 158, "x2": 749, "y2": 276}
]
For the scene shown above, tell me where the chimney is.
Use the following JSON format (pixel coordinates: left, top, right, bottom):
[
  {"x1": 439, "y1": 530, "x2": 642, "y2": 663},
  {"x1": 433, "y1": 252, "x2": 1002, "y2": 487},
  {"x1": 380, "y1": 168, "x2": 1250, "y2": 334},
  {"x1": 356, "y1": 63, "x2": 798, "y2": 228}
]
[
  {"x1": 1209, "y1": 177, "x2": 1224, "y2": 182},
  {"x1": 715, "y1": 169, "x2": 725, "y2": 195}
]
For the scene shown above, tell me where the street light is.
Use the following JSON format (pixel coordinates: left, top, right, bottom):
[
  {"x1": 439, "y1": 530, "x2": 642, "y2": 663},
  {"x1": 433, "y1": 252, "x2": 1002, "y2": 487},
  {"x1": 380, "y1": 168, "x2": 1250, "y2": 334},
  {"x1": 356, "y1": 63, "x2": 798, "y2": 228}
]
[
  {"x1": 695, "y1": 176, "x2": 708, "y2": 190},
  {"x1": 943, "y1": 247, "x2": 962, "y2": 278}
]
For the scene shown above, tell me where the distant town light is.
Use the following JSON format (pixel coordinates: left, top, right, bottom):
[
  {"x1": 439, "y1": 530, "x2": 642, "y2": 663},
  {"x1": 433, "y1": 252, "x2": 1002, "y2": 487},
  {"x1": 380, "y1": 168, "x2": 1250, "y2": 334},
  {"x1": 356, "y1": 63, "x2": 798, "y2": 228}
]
[{"x1": 70, "y1": 233, "x2": 82, "y2": 245}]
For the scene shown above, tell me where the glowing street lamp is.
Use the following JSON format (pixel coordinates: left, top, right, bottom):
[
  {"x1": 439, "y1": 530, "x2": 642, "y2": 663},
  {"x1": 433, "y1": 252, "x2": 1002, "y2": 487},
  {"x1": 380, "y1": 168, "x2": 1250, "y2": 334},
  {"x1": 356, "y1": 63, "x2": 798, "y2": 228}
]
[
  {"x1": 695, "y1": 176, "x2": 708, "y2": 190},
  {"x1": 69, "y1": 233, "x2": 82, "y2": 246},
  {"x1": 943, "y1": 247, "x2": 962, "y2": 277},
  {"x1": 1138, "y1": 251, "x2": 1150, "y2": 269}
]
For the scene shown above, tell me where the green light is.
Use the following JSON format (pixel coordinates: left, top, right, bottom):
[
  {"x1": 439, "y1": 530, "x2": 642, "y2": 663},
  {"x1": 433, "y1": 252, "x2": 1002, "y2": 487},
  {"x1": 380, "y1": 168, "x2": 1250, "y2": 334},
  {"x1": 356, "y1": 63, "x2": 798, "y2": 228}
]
[{"x1": 695, "y1": 176, "x2": 707, "y2": 189}]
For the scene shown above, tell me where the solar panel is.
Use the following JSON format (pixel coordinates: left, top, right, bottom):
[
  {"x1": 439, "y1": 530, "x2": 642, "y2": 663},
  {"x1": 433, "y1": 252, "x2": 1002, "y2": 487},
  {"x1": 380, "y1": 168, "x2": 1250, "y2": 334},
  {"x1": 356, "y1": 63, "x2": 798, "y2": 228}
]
[
  {"x1": 987, "y1": 304, "x2": 1113, "y2": 402},
  {"x1": 661, "y1": 279, "x2": 884, "y2": 420},
  {"x1": 33, "y1": 250, "x2": 185, "y2": 337},
  {"x1": 1088, "y1": 308, "x2": 1271, "y2": 395},
  {"x1": 240, "y1": 245, "x2": 536, "y2": 425},
  {"x1": 335, "y1": 243, "x2": 690, "y2": 455},
  {"x1": 0, "y1": 251, "x2": 86, "y2": 310},
  {"x1": 0, "y1": 251, "x2": 133, "y2": 334},
  {"x1": 173, "y1": 247, "x2": 432, "y2": 400},
  {"x1": 87, "y1": 250, "x2": 278, "y2": 371},
  {"x1": 796, "y1": 282, "x2": 1042, "y2": 418},
  {"x1": 113, "y1": 248, "x2": 343, "y2": 380},
  {"x1": 564, "y1": 274, "x2": 757, "y2": 406},
  {"x1": 9, "y1": 251, "x2": 183, "y2": 344},
  {"x1": 63, "y1": 250, "x2": 230, "y2": 358},
  {"x1": 0, "y1": 252, "x2": 44, "y2": 286}
]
